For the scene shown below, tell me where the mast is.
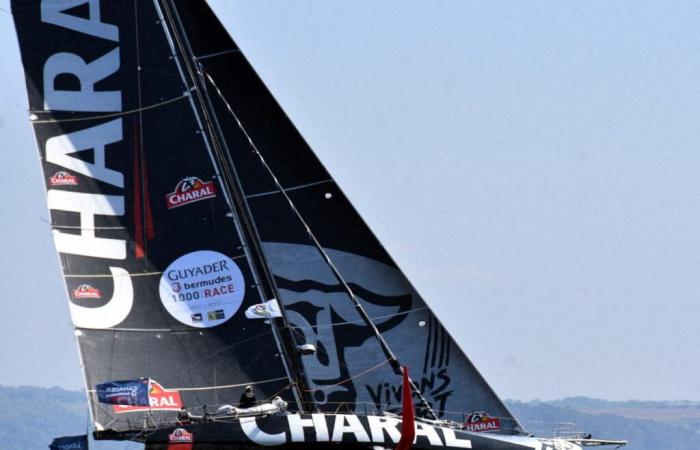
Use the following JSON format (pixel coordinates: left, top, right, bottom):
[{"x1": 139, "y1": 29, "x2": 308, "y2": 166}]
[
  {"x1": 192, "y1": 24, "x2": 438, "y2": 422},
  {"x1": 155, "y1": 0, "x2": 314, "y2": 412}
]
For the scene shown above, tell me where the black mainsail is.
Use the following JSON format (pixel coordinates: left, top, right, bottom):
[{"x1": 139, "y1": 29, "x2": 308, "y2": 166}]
[
  {"x1": 12, "y1": 0, "x2": 301, "y2": 433},
  {"x1": 10, "y1": 0, "x2": 532, "y2": 442}
]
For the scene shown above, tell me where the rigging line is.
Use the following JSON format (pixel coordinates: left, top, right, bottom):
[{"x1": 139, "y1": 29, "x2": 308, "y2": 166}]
[
  {"x1": 50, "y1": 225, "x2": 129, "y2": 230},
  {"x1": 63, "y1": 253, "x2": 247, "y2": 278},
  {"x1": 64, "y1": 271, "x2": 163, "y2": 278},
  {"x1": 240, "y1": 339, "x2": 276, "y2": 372},
  {"x1": 30, "y1": 93, "x2": 187, "y2": 123},
  {"x1": 195, "y1": 48, "x2": 241, "y2": 60},
  {"x1": 89, "y1": 376, "x2": 289, "y2": 393},
  {"x1": 203, "y1": 69, "x2": 437, "y2": 420},
  {"x1": 285, "y1": 324, "x2": 354, "y2": 378},
  {"x1": 303, "y1": 359, "x2": 391, "y2": 393},
  {"x1": 286, "y1": 306, "x2": 428, "y2": 330},
  {"x1": 263, "y1": 382, "x2": 294, "y2": 404},
  {"x1": 175, "y1": 328, "x2": 278, "y2": 369},
  {"x1": 245, "y1": 179, "x2": 334, "y2": 199}
]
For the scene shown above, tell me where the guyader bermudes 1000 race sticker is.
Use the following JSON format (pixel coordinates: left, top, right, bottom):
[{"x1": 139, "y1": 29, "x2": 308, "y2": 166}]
[{"x1": 159, "y1": 250, "x2": 245, "y2": 328}]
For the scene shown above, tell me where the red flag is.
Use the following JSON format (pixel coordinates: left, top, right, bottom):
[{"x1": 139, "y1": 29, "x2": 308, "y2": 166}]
[{"x1": 396, "y1": 366, "x2": 416, "y2": 450}]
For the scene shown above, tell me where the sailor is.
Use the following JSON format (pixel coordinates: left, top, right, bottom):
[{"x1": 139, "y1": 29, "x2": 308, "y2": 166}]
[{"x1": 238, "y1": 385, "x2": 257, "y2": 408}]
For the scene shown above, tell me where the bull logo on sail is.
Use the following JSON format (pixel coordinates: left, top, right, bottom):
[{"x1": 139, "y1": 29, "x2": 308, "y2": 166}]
[
  {"x1": 262, "y1": 243, "x2": 446, "y2": 411},
  {"x1": 166, "y1": 176, "x2": 216, "y2": 209}
]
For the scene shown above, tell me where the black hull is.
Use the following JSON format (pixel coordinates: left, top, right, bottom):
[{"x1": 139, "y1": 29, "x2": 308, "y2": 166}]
[{"x1": 96, "y1": 413, "x2": 557, "y2": 450}]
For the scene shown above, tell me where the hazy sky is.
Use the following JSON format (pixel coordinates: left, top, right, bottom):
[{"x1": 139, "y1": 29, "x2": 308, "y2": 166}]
[{"x1": 0, "y1": 0, "x2": 698, "y2": 404}]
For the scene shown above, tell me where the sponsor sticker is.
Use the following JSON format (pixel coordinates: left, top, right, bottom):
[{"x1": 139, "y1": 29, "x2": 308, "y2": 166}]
[
  {"x1": 159, "y1": 250, "x2": 245, "y2": 328},
  {"x1": 463, "y1": 411, "x2": 501, "y2": 432},
  {"x1": 166, "y1": 177, "x2": 216, "y2": 209},
  {"x1": 72, "y1": 284, "x2": 101, "y2": 299},
  {"x1": 168, "y1": 428, "x2": 193, "y2": 443},
  {"x1": 113, "y1": 381, "x2": 183, "y2": 413},
  {"x1": 50, "y1": 171, "x2": 79, "y2": 186},
  {"x1": 245, "y1": 299, "x2": 282, "y2": 319},
  {"x1": 96, "y1": 379, "x2": 150, "y2": 406}
]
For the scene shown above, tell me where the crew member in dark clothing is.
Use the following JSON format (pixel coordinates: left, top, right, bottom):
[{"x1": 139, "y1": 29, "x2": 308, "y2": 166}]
[{"x1": 238, "y1": 385, "x2": 257, "y2": 408}]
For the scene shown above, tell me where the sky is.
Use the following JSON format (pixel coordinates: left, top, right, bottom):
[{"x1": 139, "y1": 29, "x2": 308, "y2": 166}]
[{"x1": 0, "y1": 0, "x2": 699, "y2": 404}]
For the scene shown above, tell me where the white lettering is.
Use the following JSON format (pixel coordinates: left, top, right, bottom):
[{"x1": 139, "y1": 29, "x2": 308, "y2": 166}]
[
  {"x1": 43, "y1": 48, "x2": 121, "y2": 111},
  {"x1": 48, "y1": 190, "x2": 125, "y2": 259},
  {"x1": 41, "y1": 0, "x2": 118, "y2": 41},
  {"x1": 367, "y1": 415, "x2": 402, "y2": 444},
  {"x1": 240, "y1": 417, "x2": 286, "y2": 446},
  {"x1": 287, "y1": 415, "x2": 313, "y2": 442},
  {"x1": 69, "y1": 266, "x2": 132, "y2": 328},
  {"x1": 331, "y1": 414, "x2": 371, "y2": 443},
  {"x1": 311, "y1": 414, "x2": 330, "y2": 442},
  {"x1": 46, "y1": 119, "x2": 124, "y2": 187},
  {"x1": 441, "y1": 428, "x2": 472, "y2": 448},
  {"x1": 414, "y1": 422, "x2": 443, "y2": 446}
]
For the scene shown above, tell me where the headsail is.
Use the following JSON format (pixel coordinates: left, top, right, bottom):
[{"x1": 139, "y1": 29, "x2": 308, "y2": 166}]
[
  {"x1": 183, "y1": 0, "x2": 522, "y2": 432},
  {"x1": 12, "y1": 0, "x2": 297, "y2": 433}
]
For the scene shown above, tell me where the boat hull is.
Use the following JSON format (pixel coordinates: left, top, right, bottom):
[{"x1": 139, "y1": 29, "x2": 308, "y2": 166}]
[{"x1": 138, "y1": 413, "x2": 579, "y2": 450}]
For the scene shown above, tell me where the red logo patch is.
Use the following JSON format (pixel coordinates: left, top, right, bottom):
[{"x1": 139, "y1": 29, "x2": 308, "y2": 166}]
[
  {"x1": 168, "y1": 428, "x2": 193, "y2": 443},
  {"x1": 166, "y1": 177, "x2": 216, "y2": 209},
  {"x1": 72, "y1": 284, "x2": 101, "y2": 299},
  {"x1": 113, "y1": 381, "x2": 183, "y2": 414},
  {"x1": 50, "y1": 171, "x2": 79, "y2": 186},
  {"x1": 463, "y1": 411, "x2": 501, "y2": 432}
]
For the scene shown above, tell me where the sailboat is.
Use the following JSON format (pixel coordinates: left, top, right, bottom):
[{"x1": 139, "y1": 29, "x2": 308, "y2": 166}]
[{"x1": 12, "y1": 1, "x2": 626, "y2": 449}]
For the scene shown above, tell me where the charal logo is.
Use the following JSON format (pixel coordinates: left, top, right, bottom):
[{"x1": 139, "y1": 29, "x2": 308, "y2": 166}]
[
  {"x1": 166, "y1": 177, "x2": 216, "y2": 209},
  {"x1": 72, "y1": 285, "x2": 101, "y2": 299},
  {"x1": 252, "y1": 304, "x2": 269, "y2": 317},
  {"x1": 463, "y1": 411, "x2": 501, "y2": 432},
  {"x1": 50, "y1": 171, "x2": 79, "y2": 186},
  {"x1": 113, "y1": 381, "x2": 183, "y2": 413},
  {"x1": 168, "y1": 428, "x2": 193, "y2": 443}
]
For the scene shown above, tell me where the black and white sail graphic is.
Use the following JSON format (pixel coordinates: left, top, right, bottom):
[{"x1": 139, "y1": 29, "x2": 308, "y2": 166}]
[
  {"x1": 11, "y1": 0, "x2": 295, "y2": 433},
  {"x1": 181, "y1": 1, "x2": 521, "y2": 432},
  {"x1": 12, "y1": 0, "x2": 522, "y2": 438}
]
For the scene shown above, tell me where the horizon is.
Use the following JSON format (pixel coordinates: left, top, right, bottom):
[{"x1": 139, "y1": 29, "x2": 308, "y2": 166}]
[{"x1": 2, "y1": 383, "x2": 698, "y2": 404}]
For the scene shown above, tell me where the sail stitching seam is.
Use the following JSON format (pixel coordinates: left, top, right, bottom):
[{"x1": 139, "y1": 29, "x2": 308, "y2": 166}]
[
  {"x1": 245, "y1": 179, "x2": 334, "y2": 199},
  {"x1": 30, "y1": 93, "x2": 188, "y2": 123},
  {"x1": 85, "y1": 376, "x2": 288, "y2": 393},
  {"x1": 195, "y1": 49, "x2": 241, "y2": 60},
  {"x1": 287, "y1": 306, "x2": 428, "y2": 329},
  {"x1": 303, "y1": 359, "x2": 390, "y2": 392}
]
